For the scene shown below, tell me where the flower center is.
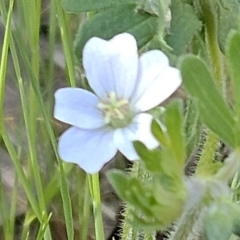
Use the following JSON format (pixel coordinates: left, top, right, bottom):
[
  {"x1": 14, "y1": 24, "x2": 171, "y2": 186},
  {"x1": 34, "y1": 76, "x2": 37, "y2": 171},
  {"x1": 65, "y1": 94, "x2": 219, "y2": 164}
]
[{"x1": 97, "y1": 91, "x2": 134, "y2": 128}]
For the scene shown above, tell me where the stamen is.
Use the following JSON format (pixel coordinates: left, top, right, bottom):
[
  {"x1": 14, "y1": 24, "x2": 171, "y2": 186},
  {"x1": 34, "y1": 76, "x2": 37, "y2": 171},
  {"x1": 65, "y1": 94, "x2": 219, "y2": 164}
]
[
  {"x1": 114, "y1": 109, "x2": 124, "y2": 119},
  {"x1": 97, "y1": 91, "x2": 133, "y2": 128},
  {"x1": 109, "y1": 91, "x2": 117, "y2": 103},
  {"x1": 97, "y1": 102, "x2": 108, "y2": 110}
]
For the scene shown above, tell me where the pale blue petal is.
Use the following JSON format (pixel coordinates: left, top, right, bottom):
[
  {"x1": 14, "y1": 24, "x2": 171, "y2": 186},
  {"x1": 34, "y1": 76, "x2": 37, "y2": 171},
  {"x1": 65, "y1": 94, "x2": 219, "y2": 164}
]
[
  {"x1": 58, "y1": 127, "x2": 117, "y2": 173},
  {"x1": 129, "y1": 113, "x2": 158, "y2": 149},
  {"x1": 54, "y1": 88, "x2": 105, "y2": 129},
  {"x1": 131, "y1": 50, "x2": 182, "y2": 111},
  {"x1": 113, "y1": 128, "x2": 139, "y2": 161},
  {"x1": 83, "y1": 33, "x2": 138, "y2": 99},
  {"x1": 131, "y1": 50, "x2": 169, "y2": 104},
  {"x1": 113, "y1": 113, "x2": 158, "y2": 160},
  {"x1": 135, "y1": 67, "x2": 181, "y2": 111}
]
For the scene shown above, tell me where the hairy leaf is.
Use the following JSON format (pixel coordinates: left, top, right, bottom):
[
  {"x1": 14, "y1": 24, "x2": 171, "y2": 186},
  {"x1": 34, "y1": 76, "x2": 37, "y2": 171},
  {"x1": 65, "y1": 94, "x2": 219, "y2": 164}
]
[
  {"x1": 184, "y1": 98, "x2": 201, "y2": 158},
  {"x1": 165, "y1": 100, "x2": 186, "y2": 165},
  {"x1": 133, "y1": 141, "x2": 163, "y2": 173},
  {"x1": 180, "y1": 55, "x2": 236, "y2": 147}
]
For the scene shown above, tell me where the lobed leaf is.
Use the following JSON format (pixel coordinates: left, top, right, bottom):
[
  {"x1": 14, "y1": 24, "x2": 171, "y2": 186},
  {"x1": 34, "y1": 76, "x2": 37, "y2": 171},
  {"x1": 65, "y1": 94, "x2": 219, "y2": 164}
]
[
  {"x1": 217, "y1": 0, "x2": 240, "y2": 52},
  {"x1": 107, "y1": 169, "x2": 186, "y2": 231},
  {"x1": 166, "y1": 0, "x2": 202, "y2": 56},
  {"x1": 74, "y1": 4, "x2": 158, "y2": 58},
  {"x1": 133, "y1": 141, "x2": 163, "y2": 173},
  {"x1": 62, "y1": 0, "x2": 137, "y2": 12}
]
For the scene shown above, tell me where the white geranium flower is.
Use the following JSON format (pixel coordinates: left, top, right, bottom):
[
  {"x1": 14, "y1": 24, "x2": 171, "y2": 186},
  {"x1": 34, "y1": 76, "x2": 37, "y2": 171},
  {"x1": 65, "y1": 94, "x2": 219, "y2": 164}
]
[{"x1": 54, "y1": 33, "x2": 182, "y2": 173}]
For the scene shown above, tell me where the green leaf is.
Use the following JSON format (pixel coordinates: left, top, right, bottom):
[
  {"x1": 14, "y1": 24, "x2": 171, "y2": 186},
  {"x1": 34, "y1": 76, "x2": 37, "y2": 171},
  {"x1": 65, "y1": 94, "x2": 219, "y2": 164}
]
[
  {"x1": 159, "y1": 148, "x2": 184, "y2": 179},
  {"x1": 134, "y1": 141, "x2": 185, "y2": 180},
  {"x1": 226, "y1": 31, "x2": 240, "y2": 147},
  {"x1": 62, "y1": 0, "x2": 137, "y2": 12},
  {"x1": 217, "y1": 0, "x2": 240, "y2": 52},
  {"x1": 74, "y1": 4, "x2": 158, "y2": 58},
  {"x1": 139, "y1": 0, "x2": 172, "y2": 53},
  {"x1": 165, "y1": 100, "x2": 186, "y2": 165},
  {"x1": 107, "y1": 170, "x2": 161, "y2": 219},
  {"x1": 107, "y1": 169, "x2": 185, "y2": 231},
  {"x1": 166, "y1": 0, "x2": 202, "y2": 55},
  {"x1": 226, "y1": 31, "x2": 240, "y2": 117},
  {"x1": 107, "y1": 170, "x2": 152, "y2": 211},
  {"x1": 231, "y1": 203, "x2": 240, "y2": 236},
  {"x1": 137, "y1": 0, "x2": 163, "y2": 16},
  {"x1": 233, "y1": 220, "x2": 240, "y2": 237},
  {"x1": 151, "y1": 119, "x2": 168, "y2": 146},
  {"x1": 133, "y1": 141, "x2": 163, "y2": 173},
  {"x1": 180, "y1": 55, "x2": 236, "y2": 147},
  {"x1": 107, "y1": 170, "x2": 131, "y2": 202},
  {"x1": 139, "y1": 103, "x2": 186, "y2": 176},
  {"x1": 184, "y1": 98, "x2": 201, "y2": 158},
  {"x1": 129, "y1": 214, "x2": 165, "y2": 232}
]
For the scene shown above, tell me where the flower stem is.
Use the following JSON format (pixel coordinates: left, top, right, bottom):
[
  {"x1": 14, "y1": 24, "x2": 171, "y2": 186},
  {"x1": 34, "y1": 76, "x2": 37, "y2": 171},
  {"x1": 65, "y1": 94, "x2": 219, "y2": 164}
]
[
  {"x1": 80, "y1": 178, "x2": 91, "y2": 240},
  {"x1": 88, "y1": 173, "x2": 105, "y2": 240}
]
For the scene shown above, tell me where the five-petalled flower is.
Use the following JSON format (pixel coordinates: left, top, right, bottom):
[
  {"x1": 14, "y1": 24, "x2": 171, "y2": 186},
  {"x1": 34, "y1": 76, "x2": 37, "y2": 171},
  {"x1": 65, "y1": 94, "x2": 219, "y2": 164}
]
[{"x1": 54, "y1": 33, "x2": 182, "y2": 173}]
